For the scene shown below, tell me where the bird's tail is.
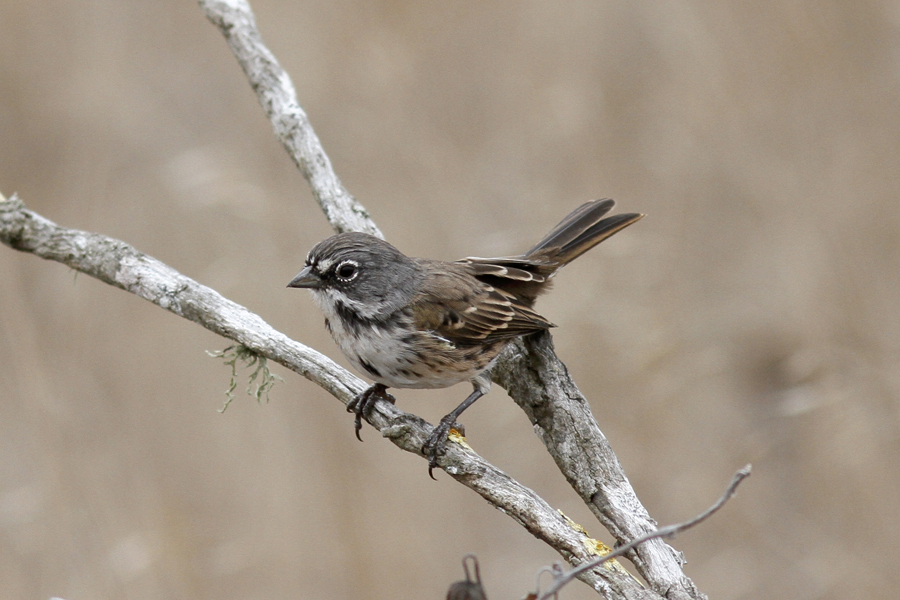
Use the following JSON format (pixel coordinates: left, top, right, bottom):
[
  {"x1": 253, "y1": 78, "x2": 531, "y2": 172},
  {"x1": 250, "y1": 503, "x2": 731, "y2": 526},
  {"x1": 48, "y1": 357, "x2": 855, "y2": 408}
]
[{"x1": 525, "y1": 199, "x2": 644, "y2": 267}]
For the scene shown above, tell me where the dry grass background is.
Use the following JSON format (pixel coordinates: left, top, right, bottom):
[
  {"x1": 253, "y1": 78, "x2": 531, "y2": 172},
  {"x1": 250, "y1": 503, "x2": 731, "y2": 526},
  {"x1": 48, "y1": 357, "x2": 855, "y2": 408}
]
[{"x1": 2, "y1": 1, "x2": 899, "y2": 599}]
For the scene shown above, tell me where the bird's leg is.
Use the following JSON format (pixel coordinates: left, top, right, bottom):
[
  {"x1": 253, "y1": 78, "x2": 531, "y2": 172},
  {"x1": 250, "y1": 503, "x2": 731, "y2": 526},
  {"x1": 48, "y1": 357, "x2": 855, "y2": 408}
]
[
  {"x1": 423, "y1": 388, "x2": 484, "y2": 479},
  {"x1": 346, "y1": 383, "x2": 395, "y2": 441},
  {"x1": 424, "y1": 373, "x2": 491, "y2": 479}
]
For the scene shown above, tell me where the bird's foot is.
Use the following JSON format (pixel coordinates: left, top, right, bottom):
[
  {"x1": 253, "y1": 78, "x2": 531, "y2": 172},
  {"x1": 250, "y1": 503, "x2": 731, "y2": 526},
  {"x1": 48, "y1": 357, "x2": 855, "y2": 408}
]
[
  {"x1": 346, "y1": 383, "x2": 395, "y2": 441},
  {"x1": 423, "y1": 415, "x2": 466, "y2": 480}
]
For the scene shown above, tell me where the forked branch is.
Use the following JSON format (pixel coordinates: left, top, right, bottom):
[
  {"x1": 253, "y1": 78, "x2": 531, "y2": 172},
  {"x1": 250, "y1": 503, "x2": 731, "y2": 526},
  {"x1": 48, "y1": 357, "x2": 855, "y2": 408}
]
[{"x1": 199, "y1": 2, "x2": 707, "y2": 597}]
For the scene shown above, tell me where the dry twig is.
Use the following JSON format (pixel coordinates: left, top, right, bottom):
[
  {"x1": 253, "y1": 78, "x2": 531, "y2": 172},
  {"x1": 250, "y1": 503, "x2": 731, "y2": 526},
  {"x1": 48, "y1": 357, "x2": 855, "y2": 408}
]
[{"x1": 534, "y1": 466, "x2": 752, "y2": 600}]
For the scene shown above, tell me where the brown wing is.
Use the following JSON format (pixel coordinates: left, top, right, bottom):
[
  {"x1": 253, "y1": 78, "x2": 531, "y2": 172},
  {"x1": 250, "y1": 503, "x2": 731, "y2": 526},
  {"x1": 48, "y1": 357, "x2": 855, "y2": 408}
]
[
  {"x1": 453, "y1": 256, "x2": 553, "y2": 306},
  {"x1": 409, "y1": 262, "x2": 554, "y2": 346}
]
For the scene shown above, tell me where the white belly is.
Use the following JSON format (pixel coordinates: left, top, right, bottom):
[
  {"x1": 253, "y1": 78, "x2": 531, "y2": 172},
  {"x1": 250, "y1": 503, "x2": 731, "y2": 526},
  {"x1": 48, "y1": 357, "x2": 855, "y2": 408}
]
[{"x1": 314, "y1": 292, "x2": 480, "y2": 390}]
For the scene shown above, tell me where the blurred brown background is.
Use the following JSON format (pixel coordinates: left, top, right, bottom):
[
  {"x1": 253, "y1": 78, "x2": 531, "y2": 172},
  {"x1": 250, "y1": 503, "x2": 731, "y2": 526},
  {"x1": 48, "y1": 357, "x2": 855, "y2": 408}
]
[{"x1": 2, "y1": 1, "x2": 898, "y2": 599}]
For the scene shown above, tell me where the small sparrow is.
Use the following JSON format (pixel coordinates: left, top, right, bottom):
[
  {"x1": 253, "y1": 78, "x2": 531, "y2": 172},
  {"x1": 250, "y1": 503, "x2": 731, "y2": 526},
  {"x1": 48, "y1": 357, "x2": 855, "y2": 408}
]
[{"x1": 288, "y1": 199, "x2": 642, "y2": 476}]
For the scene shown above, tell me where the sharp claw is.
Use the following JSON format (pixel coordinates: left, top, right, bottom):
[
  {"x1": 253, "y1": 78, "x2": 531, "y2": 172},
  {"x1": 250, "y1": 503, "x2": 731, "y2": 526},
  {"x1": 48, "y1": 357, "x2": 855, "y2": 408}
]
[
  {"x1": 425, "y1": 435, "x2": 443, "y2": 480},
  {"x1": 347, "y1": 394, "x2": 365, "y2": 442},
  {"x1": 347, "y1": 384, "x2": 394, "y2": 442},
  {"x1": 423, "y1": 418, "x2": 459, "y2": 479},
  {"x1": 354, "y1": 413, "x2": 363, "y2": 441}
]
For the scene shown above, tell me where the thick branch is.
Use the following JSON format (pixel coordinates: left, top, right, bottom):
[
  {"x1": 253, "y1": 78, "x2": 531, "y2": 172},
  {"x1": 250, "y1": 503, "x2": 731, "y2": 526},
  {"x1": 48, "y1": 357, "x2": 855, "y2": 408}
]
[
  {"x1": 199, "y1": 0, "x2": 382, "y2": 238},
  {"x1": 0, "y1": 194, "x2": 652, "y2": 599},
  {"x1": 495, "y1": 335, "x2": 701, "y2": 600}
]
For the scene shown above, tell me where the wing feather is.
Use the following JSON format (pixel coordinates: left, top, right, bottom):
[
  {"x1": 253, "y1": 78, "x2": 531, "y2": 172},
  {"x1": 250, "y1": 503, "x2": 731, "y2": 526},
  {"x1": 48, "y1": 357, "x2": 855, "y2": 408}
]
[{"x1": 409, "y1": 264, "x2": 554, "y2": 345}]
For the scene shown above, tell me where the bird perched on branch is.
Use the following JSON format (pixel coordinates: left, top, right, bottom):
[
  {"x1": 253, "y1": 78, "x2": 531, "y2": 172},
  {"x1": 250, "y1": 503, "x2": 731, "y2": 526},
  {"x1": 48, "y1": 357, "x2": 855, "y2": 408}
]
[{"x1": 288, "y1": 199, "x2": 643, "y2": 476}]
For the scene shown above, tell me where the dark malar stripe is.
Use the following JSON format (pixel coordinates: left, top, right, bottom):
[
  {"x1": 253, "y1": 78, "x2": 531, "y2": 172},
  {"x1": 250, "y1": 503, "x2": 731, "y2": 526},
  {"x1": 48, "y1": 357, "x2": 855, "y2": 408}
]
[{"x1": 334, "y1": 300, "x2": 398, "y2": 335}]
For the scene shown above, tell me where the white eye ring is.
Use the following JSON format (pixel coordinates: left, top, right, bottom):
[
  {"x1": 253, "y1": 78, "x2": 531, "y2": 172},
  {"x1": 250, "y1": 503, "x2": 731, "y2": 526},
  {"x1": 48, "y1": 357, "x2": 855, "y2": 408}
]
[{"x1": 335, "y1": 260, "x2": 359, "y2": 281}]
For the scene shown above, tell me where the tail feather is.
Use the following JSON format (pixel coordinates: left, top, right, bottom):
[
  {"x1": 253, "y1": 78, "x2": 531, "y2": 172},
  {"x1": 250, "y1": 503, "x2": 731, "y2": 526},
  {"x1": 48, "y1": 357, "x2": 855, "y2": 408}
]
[
  {"x1": 459, "y1": 199, "x2": 643, "y2": 306},
  {"x1": 526, "y1": 199, "x2": 643, "y2": 266}
]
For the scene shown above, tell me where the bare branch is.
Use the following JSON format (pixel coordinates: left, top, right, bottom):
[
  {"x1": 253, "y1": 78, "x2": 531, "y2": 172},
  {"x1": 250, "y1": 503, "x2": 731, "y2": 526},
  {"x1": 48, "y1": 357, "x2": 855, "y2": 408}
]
[
  {"x1": 495, "y1": 336, "x2": 703, "y2": 600},
  {"x1": 536, "y1": 466, "x2": 752, "y2": 600},
  {"x1": 0, "y1": 194, "x2": 651, "y2": 599},
  {"x1": 198, "y1": 0, "x2": 382, "y2": 238}
]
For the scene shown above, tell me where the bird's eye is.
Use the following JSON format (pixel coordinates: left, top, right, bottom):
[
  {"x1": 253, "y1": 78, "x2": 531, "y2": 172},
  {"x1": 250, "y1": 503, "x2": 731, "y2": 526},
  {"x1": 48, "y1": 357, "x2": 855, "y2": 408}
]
[{"x1": 335, "y1": 260, "x2": 359, "y2": 281}]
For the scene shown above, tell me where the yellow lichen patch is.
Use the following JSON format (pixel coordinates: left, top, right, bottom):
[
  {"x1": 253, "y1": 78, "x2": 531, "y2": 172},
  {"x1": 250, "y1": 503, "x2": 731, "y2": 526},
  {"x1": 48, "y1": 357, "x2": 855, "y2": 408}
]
[
  {"x1": 585, "y1": 537, "x2": 615, "y2": 556},
  {"x1": 558, "y1": 510, "x2": 588, "y2": 535},
  {"x1": 557, "y1": 510, "x2": 639, "y2": 581},
  {"x1": 448, "y1": 429, "x2": 472, "y2": 450}
]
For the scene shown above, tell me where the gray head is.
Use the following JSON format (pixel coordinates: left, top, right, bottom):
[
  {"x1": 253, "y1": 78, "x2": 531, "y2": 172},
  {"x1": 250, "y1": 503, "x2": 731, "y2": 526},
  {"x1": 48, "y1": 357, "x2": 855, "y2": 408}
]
[{"x1": 287, "y1": 232, "x2": 421, "y2": 318}]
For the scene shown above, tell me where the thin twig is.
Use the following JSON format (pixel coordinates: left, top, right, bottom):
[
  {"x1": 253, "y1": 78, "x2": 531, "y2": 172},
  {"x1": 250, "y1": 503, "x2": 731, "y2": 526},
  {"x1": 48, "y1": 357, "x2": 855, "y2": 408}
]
[{"x1": 535, "y1": 466, "x2": 752, "y2": 600}]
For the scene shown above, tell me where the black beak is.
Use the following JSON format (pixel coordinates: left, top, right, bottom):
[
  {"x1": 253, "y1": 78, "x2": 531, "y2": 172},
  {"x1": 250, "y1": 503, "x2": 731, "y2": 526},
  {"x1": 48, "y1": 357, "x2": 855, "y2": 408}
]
[{"x1": 287, "y1": 265, "x2": 322, "y2": 289}]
